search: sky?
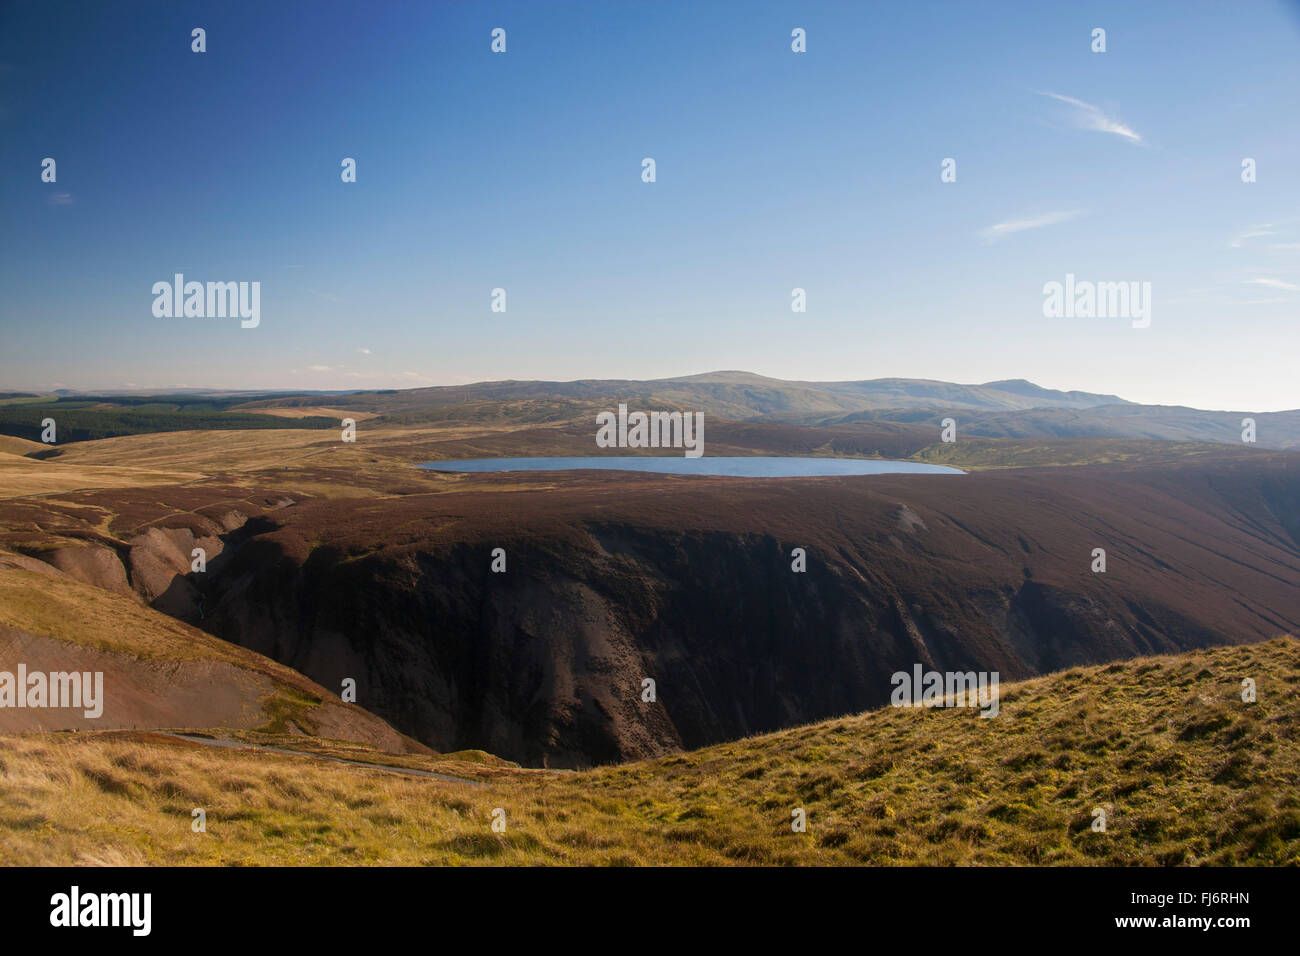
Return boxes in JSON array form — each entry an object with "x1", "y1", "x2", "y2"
[{"x1": 1, "y1": 0, "x2": 1298, "y2": 411}]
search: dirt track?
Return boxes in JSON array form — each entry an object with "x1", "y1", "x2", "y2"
[{"x1": 161, "y1": 733, "x2": 482, "y2": 785}]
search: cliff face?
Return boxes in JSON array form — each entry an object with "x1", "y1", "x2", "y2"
[{"x1": 183, "y1": 457, "x2": 1300, "y2": 767}]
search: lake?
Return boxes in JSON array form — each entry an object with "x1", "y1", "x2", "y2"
[{"x1": 419, "y1": 457, "x2": 965, "y2": 478}]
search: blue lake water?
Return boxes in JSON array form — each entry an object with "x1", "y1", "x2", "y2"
[{"x1": 419, "y1": 457, "x2": 965, "y2": 478}]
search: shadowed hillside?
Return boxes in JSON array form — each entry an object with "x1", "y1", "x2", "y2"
[
  {"x1": 182, "y1": 454, "x2": 1298, "y2": 765},
  {"x1": 2, "y1": 417, "x2": 1296, "y2": 767},
  {"x1": 0, "y1": 554, "x2": 428, "y2": 754}
]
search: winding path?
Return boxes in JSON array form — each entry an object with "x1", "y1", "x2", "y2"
[{"x1": 162, "y1": 733, "x2": 484, "y2": 785}]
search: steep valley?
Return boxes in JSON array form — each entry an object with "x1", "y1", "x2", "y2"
[
  {"x1": 191, "y1": 455, "x2": 1300, "y2": 766},
  {"x1": 4, "y1": 440, "x2": 1295, "y2": 768}
]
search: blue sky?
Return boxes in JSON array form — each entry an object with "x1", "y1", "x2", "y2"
[{"x1": 1, "y1": 0, "x2": 1298, "y2": 410}]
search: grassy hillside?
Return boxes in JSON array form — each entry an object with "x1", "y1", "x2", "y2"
[
  {"x1": 0, "y1": 451, "x2": 201, "y2": 498},
  {"x1": 1, "y1": 638, "x2": 1295, "y2": 865},
  {"x1": 794, "y1": 403, "x2": 1300, "y2": 451},
  {"x1": 913, "y1": 437, "x2": 1227, "y2": 469}
]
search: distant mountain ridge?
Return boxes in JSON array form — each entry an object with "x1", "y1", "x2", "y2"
[
  {"x1": 789, "y1": 374, "x2": 1131, "y2": 411},
  {"x1": 232, "y1": 370, "x2": 1133, "y2": 419},
  {"x1": 232, "y1": 371, "x2": 1300, "y2": 448},
  {"x1": 7, "y1": 372, "x2": 1297, "y2": 449}
]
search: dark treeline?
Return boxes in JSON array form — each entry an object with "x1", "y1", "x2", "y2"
[{"x1": 0, "y1": 404, "x2": 339, "y2": 443}]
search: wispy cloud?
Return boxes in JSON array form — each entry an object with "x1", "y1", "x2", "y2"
[
  {"x1": 1037, "y1": 91, "x2": 1143, "y2": 144},
  {"x1": 358, "y1": 348, "x2": 372, "y2": 355},
  {"x1": 307, "y1": 364, "x2": 337, "y2": 372},
  {"x1": 48, "y1": 192, "x2": 73, "y2": 205},
  {"x1": 308, "y1": 289, "x2": 339, "y2": 302},
  {"x1": 1245, "y1": 278, "x2": 1300, "y2": 292},
  {"x1": 979, "y1": 210, "x2": 1082, "y2": 243},
  {"x1": 1230, "y1": 224, "x2": 1275, "y2": 248}
]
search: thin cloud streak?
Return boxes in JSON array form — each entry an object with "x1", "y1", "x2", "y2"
[
  {"x1": 1037, "y1": 91, "x2": 1143, "y2": 144},
  {"x1": 1246, "y1": 278, "x2": 1300, "y2": 292},
  {"x1": 979, "y1": 210, "x2": 1083, "y2": 243},
  {"x1": 1231, "y1": 225, "x2": 1275, "y2": 248}
]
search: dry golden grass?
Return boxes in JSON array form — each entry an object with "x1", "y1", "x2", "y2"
[
  {"x1": 44, "y1": 429, "x2": 354, "y2": 472},
  {"x1": 0, "y1": 437, "x2": 46, "y2": 457},
  {"x1": 43, "y1": 425, "x2": 501, "y2": 473},
  {"x1": 1, "y1": 422, "x2": 1230, "y2": 505},
  {"x1": 0, "y1": 568, "x2": 265, "y2": 663},
  {"x1": 3, "y1": 638, "x2": 1296, "y2": 866},
  {"x1": 215, "y1": 731, "x2": 524, "y2": 776},
  {"x1": 914, "y1": 438, "x2": 1225, "y2": 470},
  {"x1": 10, "y1": 423, "x2": 591, "y2": 502},
  {"x1": 0, "y1": 453, "x2": 200, "y2": 499}
]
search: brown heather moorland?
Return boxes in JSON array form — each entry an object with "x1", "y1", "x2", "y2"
[
  {"x1": 0, "y1": 418, "x2": 1296, "y2": 767},
  {"x1": 0, "y1": 411, "x2": 1296, "y2": 865}
]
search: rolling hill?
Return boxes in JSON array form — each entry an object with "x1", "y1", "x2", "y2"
[
  {"x1": 0, "y1": 556, "x2": 427, "y2": 752},
  {"x1": 3, "y1": 638, "x2": 1296, "y2": 865},
  {"x1": 7, "y1": 372, "x2": 1290, "y2": 450},
  {"x1": 3, "y1": 416, "x2": 1295, "y2": 768}
]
